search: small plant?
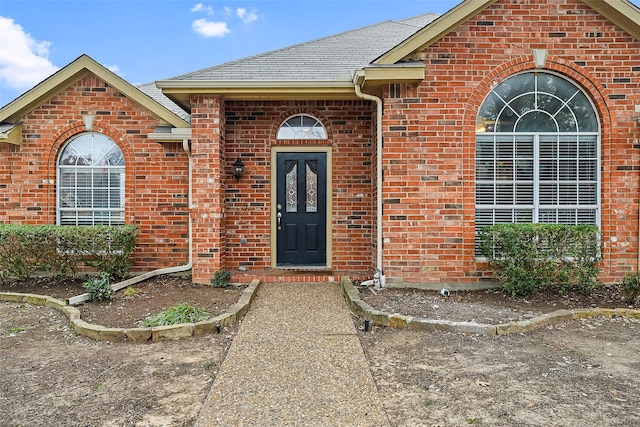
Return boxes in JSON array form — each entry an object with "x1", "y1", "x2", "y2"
[
  {"x1": 621, "y1": 271, "x2": 640, "y2": 304},
  {"x1": 203, "y1": 360, "x2": 218, "y2": 371},
  {"x1": 211, "y1": 269, "x2": 232, "y2": 288},
  {"x1": 123, "y1": 286, "x2": 138, "y2": 297},
  {"x1": 82, "y1": 272, "x2": 114, "y2": 301},
  {"x1": 143, "y1": 303, "x2": 210, "y2": 327}
]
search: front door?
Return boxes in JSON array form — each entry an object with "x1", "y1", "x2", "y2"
[{"x1": 276, "y1": 152, "x2": 327, "y2": 266}]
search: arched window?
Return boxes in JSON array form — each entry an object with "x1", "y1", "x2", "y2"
[
  {"x1": 276, "y1": 114, "x2": 327, "y2": 140},
  {"x1": 57, "y1": 133, "x2": 125, "y2": 225},
  {"x1": 475, "y1": 72, "x2": 599, "y2": 250}
]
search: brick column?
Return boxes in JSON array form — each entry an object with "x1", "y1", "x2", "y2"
[{"x1": 190, "y1": 95, "x2": 226, "y2": 283}]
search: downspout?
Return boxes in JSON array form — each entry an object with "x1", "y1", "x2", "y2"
[
  {"x1": 67, "y1": 138, "x2": 193, "y2": 305},
  {"x1": 354, "y1": 74, "x2": 386, "y2": 290}
]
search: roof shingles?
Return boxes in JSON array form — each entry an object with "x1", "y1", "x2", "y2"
[{"x1": 169, "y1": 14, "x2": 439, "y2": 82}]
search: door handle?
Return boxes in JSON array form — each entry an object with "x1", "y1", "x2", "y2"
[{"x1": 277, "y1": 212, "x2": 282, "y2": 228}]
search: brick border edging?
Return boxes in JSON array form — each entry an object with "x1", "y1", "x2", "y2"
[
  {"x1": 340, "y1": 277, "x2": 640, "y2": 335},
  {"x1": 0, "y1": 279, "x2": 261, "y2": 342}
]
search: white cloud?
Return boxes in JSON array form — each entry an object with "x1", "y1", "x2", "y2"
[
  {"x1": 236, "y1": 8, "x2": 258, "y2": 24},
  {"x1": 191, "y1": 3, "x2": 213, "y2": 15},
  {"x1": 106, "y1": 64, "x2": 121, "y2": 74},
  {"x1": 190, "y1": 4, "x2": 257, "y2": 38},
  {"x1": 0, "y1": 16, "x2": 59, "y2": 90},
  {"x1": 192, "y1": 18, "x2": 230, "y2": 38}
]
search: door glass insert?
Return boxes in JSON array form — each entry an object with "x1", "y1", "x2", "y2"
[
  {"x1": 306, "y1": 162, "x2": 318, "y2": 213},
  {"x1": 286, "y1": 162, "x2": 298, "y2": 212}
]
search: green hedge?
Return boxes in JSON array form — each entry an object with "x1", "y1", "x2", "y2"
[
  {"x1": 478, "y1": 223, "x2": 601, "y2": 297},
  {"x1": 0, "y1": 224, "x2": 138, "y2": 280}
]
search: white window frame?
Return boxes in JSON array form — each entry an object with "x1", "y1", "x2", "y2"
[
  {"x1": 276, "y1": 114, "x2": 327, "y2": 140},
  {"x1": 57, "y1": 133, "x2": 125, "y2": 226},
  {"x1": 475, "y1": 71, "x2": 601, "y2": 254}
]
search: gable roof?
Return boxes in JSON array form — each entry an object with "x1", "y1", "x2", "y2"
[
  {"x1": 375, "y1": 0, "x2": 640, "y2": 64},
  {"x1": 0, "y1": 55, "x2": 190, "y2": 129}
]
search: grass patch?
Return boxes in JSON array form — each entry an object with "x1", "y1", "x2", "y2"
[
  {"x1": 123, "y1": 286, "x2": 138, "y2": 297},
  {"x1": 143, "y1": 303, "x2": 210, "y2": 327}
]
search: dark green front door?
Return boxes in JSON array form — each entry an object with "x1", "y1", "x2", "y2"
[{"x1": 276, "y1": 152, "x2": 327, "y2": 266}]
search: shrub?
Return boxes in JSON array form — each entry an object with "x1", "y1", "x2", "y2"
[
  {"x1": 621, "y1": 272, "x2": 640, "y2": 304},
  {"x1": 479, "y1": 223, "x2": 601, "y2": 298},
  {"x1": 0, "y1": 224, "x2": 137, "y2": 280},
  {"x1": 211, "y1": 270, "x2": 232, "y2": 288},
  {"x1": 0, "y1": 224, "x2": 62, "y2": 280},
  {"x1": 56, "y1": 225, "x2": 138, "y2": 279},
  {"x1": 82, "y1": 272, "x2": 114, "y2": 302},
  {"x1": 143, "y1": 303, "x2": 211, "y2": 327}
]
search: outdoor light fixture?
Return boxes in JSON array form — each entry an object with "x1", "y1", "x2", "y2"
[{"x1": 233, "y1": 157, "x2": 245, "y2": 180}]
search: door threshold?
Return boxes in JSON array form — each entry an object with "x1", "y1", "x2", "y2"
[{"x1": 275, "y1": 266, "x2": 332, "y2": 273}]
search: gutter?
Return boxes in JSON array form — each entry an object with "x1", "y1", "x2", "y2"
[
  {"x1": 353, "y1": 72, "x2": 386, "y2": 290},
  {"x1": 67, "y1": 138, "x2": 194, "y2": 305}
]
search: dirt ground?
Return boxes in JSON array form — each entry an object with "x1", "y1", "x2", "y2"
[{"x1": 1, "y1": 275, "x2": 639, "y2": 426}]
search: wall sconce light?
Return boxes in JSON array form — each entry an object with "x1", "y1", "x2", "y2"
[{"x1": 233, "y1": 157, "x2": 245, "y2": 180}]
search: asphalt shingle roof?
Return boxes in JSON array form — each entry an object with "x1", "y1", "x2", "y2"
[
  {"x1": 169, "y1": 13, "x2": 439, "y2": 82},
  {"x1": 137, "y1": 82, "x2": 191, "y2": 121}
]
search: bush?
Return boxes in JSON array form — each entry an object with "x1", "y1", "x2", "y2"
[
  {"x1": 0, "y1": 224, "x2": 68, "y2": 280},
  {"x1": 0, "y1": 224, "x2": 137, "y2": 280},
  {"x1": 211, "y1": 270, "x2": 232, "y2": 288},
  {"x1": 143, "y1": 303, "x2": 211, "y2": 327},
  {"x1": 82, "y1": 272, "x2": 114, "y2": 302},
  {"x1": 479, "y1": 223, "x2": 601, "y2": 298},
  {"x1": 621, "y1": 272, "x2": 640, "y2": 304}
]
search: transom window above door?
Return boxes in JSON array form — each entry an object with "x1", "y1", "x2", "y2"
[
  {"x1": 57, "y1": 132, "x2": 125, "y2": 225},
  {"x1": 277, "y1": 114, "x2": 327, "y2": 140},
  {"x1": 475, "y1": 72, "x2": 600, "y2": 251}
]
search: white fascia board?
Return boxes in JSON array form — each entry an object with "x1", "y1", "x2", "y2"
[{"x1": 147, "y1": 127, "x2": 192, "y2": 142}]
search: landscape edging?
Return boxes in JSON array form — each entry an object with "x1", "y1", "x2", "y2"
[
  {"x1": 340, "y1": 277, "x2": 640, "y2": 335},
  {"x1": 0, "y1": 279, "x2": 261, "y2": 342}
]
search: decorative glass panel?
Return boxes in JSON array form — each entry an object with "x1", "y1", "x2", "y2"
[
  {"x1": 277, "y1": 115, "x2": 328, "y2": 140},
  {"x1": 306, "y1": 162, "x2": 317, "y2": 213},
  {"x1": 286, "y1": 163, "x2": 298, "y2": 213}
]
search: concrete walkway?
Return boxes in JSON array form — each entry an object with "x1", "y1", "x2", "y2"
[{"x1": 195, "y1": 282, "x2": 389, "y2": 426}]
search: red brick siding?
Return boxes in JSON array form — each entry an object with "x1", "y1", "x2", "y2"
[
  {"x1": 381, "y1": 0, "x2": 640, "y2": 284},
  {"x1": 221, "y1": 100, "x2": 375, "y2": 278},
  {"x1": 0, "y1": 75, "x2": 190, "y2": 272},
  {"x1": 190, "y1": 95, "x2": 227, "y2": 283}
]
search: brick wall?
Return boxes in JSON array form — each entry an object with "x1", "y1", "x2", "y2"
[
  {"x1": 381, "y1": 0, "x2": 640, "y2": 284},
  {"x1": 221, "y1": 100, "x2": 375, "y2": 279},
  {"x1": 190, "y1": 95, "x2": 227, "y2": 283},
  {"x1": 0, "y1": 74, "x2": 190, "y2": 272}
]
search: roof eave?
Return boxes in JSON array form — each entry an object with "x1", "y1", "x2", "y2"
[
  {"x1": 0, "y1": 123, "x2": 22, "y2": 145},
  {"x1": 147, "y1": 127, "x2": 192, "y2": 143},
  {"x1": 354, "y1": 63, "x2": 426, "y2": 91},
  {"x1": 582, "y1": 0, "x2": 640, "y2": 40},
  {"x1": 156, "y1": 79, "x2": 360, "y2": 108},
  {"x1": 0, "y1": 55, "x2": 190, "y2": 129}
]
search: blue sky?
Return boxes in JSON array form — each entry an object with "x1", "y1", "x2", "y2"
[{"x1": 0, "y1": 0, "x2": 639, "y2": 107}]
